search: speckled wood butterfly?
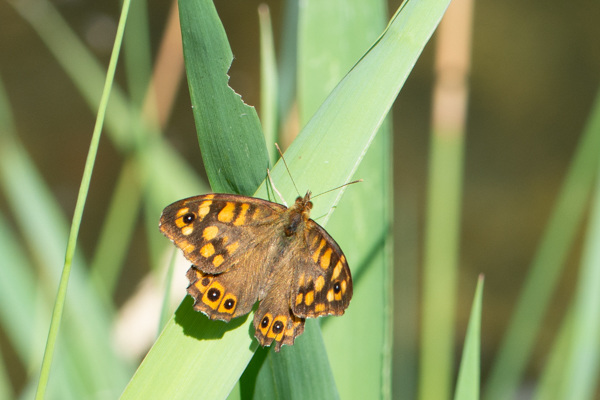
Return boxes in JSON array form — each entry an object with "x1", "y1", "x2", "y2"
[{"x1": 159, "y1": 180, "x2": 354, "y2": 351}]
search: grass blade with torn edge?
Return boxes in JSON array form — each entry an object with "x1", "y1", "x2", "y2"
[
  {"x1": 179, "y1": 0, "x2": 270, "y2": 195},
  {"x1": 123, "y1": 1, "x2": 269, "y2": 397},
  {"x1": 454, "y1": 275, "x2": 484, "y2": 400},
  {"x1": 122, "y1": 0, "x2": 450, "y2": 398}
]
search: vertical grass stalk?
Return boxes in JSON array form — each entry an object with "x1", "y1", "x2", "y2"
[
  {"x1": 419, "y1": 0, "x2": 473, "y2": 398},
  {"x1": 34, "y1": 1, "x2": 131, "y2": 398}
]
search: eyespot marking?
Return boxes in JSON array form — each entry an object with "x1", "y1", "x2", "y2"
[
  {"x1": 259, "y1": 314, "x2": 272, "y2": 336},
  {"x1": 218, "y1": 294, "x2": 237, "y2": 314},
  {"x1": 272, "y1": 321, "x2": 284, "y2": 334},
  {"x1": 268, "y1": 316, "x2": 287, "y2": 340},
  {"x1": 182, "y1": 213, "x2": 195, "y2": 224},
  {"x1": 202, "y1": 282, "x2": 224, "y2": 309},
  {"x1": 194, "y1": 277, "x2": 211, "y2": 292},
  {"x1": 333, "y1": 281, "x2": 342, "y2": 294}
]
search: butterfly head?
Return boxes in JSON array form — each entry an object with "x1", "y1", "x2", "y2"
[{"x1": 293, "y1": 191, "x2": 313, "y2": 216}]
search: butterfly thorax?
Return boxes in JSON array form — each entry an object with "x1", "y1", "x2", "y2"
[{"x1": 284, "y1": 191, "x2": 313, "y2": 237}]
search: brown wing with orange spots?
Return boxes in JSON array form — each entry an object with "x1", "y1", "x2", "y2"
[
  {"x1": 159, "y1": 193, "x2": 286, "y2": 274},
  {"x1": 186, "y1": 265, "x2": 266, "y2": 322},
  {"x1": 253, "y1": 274, "x2": 306, "y2": 351},
  {"x1": 291, "y1": 219, "x2": 353, "y2": 318}
]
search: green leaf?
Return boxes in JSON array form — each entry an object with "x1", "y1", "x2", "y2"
[
  {"x1": 179, "y1": 0, "x2": 269, "y2": 195},
  {"x1": 533, "y1": 143, "x2": 600, "y2": 399},
  {"x1": 294, "y1": 1, "x2": 392, "y2": 399},
  {"x1": 258, "y1": 4, "x2": 279, "y2": 164},
  {"x1": 247, "y1": 321, "x2": 340, "y2": 400},
  {"x1": 454, "y1": 276, "x2": 484, "y2": 400}
]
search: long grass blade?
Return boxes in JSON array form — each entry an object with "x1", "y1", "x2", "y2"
[
  {"x1": 419, "y1": 0, "x2": 473, "y2": 397},
  {"x1": 294, "y1": 1, "x2": 393, "y2": 399},
  {"x1": 35, "y1": 1, "x2": 131, "y2": 398},
  {"x1": 258, "y1": 4, "x2": 278, "y2": 164},
  {"x1": 454, "y1": 275, "x2": 484, "y2": 400},
  {"x1": 545, "y1": 152, "x2": 600, "y2": 399}
]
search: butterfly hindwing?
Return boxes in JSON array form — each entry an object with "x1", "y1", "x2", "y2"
[
  {"x1": 253, "y1": 276, "x2": 306, "y2": 351},
  {"x1": 186, "y1": 265, "x2": 265, "y2": 321}
]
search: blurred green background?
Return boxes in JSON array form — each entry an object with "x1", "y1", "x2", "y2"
[{"x1": 1, "y1": 0, "x2": 600, "y2": 398}]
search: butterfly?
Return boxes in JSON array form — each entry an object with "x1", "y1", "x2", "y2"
[{"x1": 159, "y1": 188, "x2": 353, "y2": 351}]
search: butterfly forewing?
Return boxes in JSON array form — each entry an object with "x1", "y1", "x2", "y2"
[
  {"x1": 159, "y1": 194, "x2": 286, "y2": 274},
  {"x1": 291, "y1": 220, "x2": 353, "y2": 318}
]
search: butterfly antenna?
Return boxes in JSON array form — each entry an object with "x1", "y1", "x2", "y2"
[
  {"x1": 267, "y1": 168, "x2": 288, "y2": 207},
  {"x1": 275, "y1": 143, "x2": 301, "y2": 197},
  {"x1": 311, "y1": 179, "x2": 363, "y2": 199}
]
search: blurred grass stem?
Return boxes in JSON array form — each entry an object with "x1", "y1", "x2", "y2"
[{"x1": 419, "y1": 0, "x2": 473, "y2": 398}]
